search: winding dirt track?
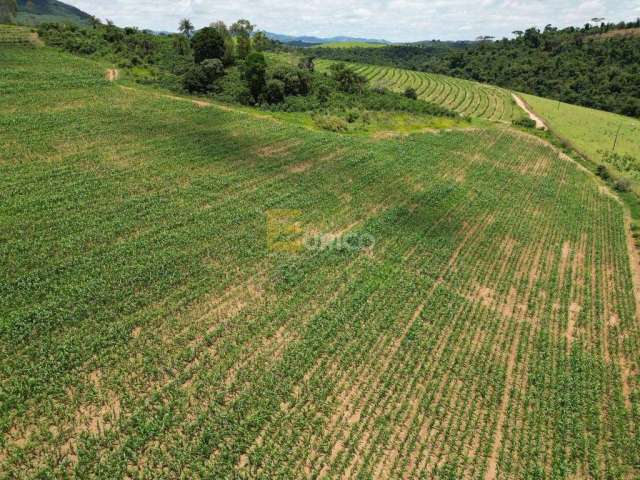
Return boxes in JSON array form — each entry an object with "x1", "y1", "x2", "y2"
[{"x1": 512, "y1": 93, "x2": 547, "y2": 130}]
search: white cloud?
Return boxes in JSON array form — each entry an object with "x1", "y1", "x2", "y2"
[{"x1": 64, "y1": 0, "x2": 640, "y2": 42}]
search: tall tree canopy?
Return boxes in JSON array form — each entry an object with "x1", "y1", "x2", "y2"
[
  {"x1": 191, "y1": 26, "x2": 226, "y2": 63},
  {"x1": 179, "y1": 18, "x2": 195, "y2": 38}
]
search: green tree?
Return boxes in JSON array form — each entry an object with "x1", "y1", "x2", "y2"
[
  {"x1": 265, "y1": 79, "x2": 285, "y2": 104},
  {"x1": 183, "y1": 59, "x2": 225, "y2": 93},
  {"x1": 210, "y1": 21, "x2": 235, "y2": 66},
  {"x1": 201, "y1": 58, "x2": 224, "y2": 79},
  {"x1": 191, "y1": 27, "x2": 226, "y2": 63},
  {"x1": 230, "y1": 19, "x2": 254, "y2": 59},
  {"x1": 243, "y1": 52, "x2": 267, "y2": 102},
  {"x1": 298, "y1": 56, "x2": 315, "y2": 72},
  {"x1": 237, "y1": 33, "x2": 252, "y2": 59},
  {"x1": 253, "y1": 31, "x2": 270, "y2": 51},
  {"x1": 210, "y1": 21, "x2": 230, "y2": 37},
  {"x1": 0, "y1": 0, "x2": 17, "y2": 24},
  {"x1": 172, "y1": 34, "x2": 190, "y2": 55},
  {"x1": 271, "y1": 65, "x2": 312, "y2": 96},
  {"x1": 179, "y1": 18, "x2": 195, "y2": 39},
  {"x1": 329, "y1": 63, "x2": 367, "y2": 94},
  {"x1": 89, "y1": 16, "x2": 102, "y2": 29},
  {"x1": 230, "y1": 19, "x2": 254, "y2": 37}
]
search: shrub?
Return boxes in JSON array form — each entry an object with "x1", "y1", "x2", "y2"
[
  {"x1": 512, "y1": 117, "x2": 536, "y2": 129},
  {"x1": 404, "y1": 87, "x2": 418, "y2": 100},
  {"x1": 265, "y1": 79, "x2": 285, "y2": 104},
  {"x1": 298, "y1": 56, "x2": 315, "y2": 72},
  {"x1": 237, "y1": 87, "x2": 254, "y2": 105},
  {"x1": 183, "y1": 65, "x2": 210, "y2": 93},
  {"x1": 183, "y1": 59, "x2": 225, "y2": 93},
  {"x1": 201, "y1": 58, "x2": 224, "y2": 79},
  {"x1": 271, "y1": 66, "x2": 312, "y2": 96},
  {"x1": 314, "y1": 114, "x2": 349, "y2": 132},
  {"x1": 614, "y1": 178, "x2": 631, "y2": 192},
  {"x1": 346, "y1": 109, "x2": 360, "y2": 123},
  {"x1": 596, "y1": 165, "x2": 610, "y2": 180},
  {"x1": 191, "y1": 27, "x2": 226, "y2": 63},
  {"x1": 316, "y1": 84, "x2": 332, "y2": 104}
]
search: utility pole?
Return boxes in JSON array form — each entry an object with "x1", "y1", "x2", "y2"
[{"x1": 612, "y1": 124, "x2": 622, "y2": 152}]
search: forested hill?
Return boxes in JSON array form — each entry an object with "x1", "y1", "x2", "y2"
[
  {"x1": 309, "y1": 21, "x2": 640, "y2": 118},
  {"x1": 306, "y1": 42, "x2": 469, "y2": 69},
  {"x1": 16, "y1": 0, "x2": 91, "y2": 25}
]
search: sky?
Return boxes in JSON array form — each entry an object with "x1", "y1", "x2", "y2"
[{"x1": 64, "y1": 0, "x2": 640, "y2": 42}]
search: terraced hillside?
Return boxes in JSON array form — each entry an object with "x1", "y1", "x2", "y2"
[
  {"x1": 316, "y1": 60, "x2": 524, "y2": 122},
  {"x1": 0, "y1": 25, "x2": 37, "y2": 47},
  {"x1": 1, "y1": 46, "x2": 639, "y2": 479}
]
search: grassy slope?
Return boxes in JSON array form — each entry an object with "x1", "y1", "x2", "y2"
[
  {"x1": 1, "y1": 46, "x2": 639, "y2": 479},
  {"x1": 522, "y1": 93, "x2": 640, "y2": 170}
]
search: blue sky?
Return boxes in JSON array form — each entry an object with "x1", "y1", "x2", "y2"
[{"x1": 65, "y1": 0, "x2": 640, "y2": 42}]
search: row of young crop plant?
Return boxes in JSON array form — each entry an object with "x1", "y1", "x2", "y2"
[{"x1": 239, "y1": 131, "x2": 636, "y2": 476}]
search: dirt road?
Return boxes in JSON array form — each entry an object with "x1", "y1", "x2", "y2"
[{"x1": 512, "y1": 93, "x2": 547, "y2": 130}]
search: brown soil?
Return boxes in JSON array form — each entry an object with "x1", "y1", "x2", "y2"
[{"x1": 105, "y1": 69, "x2": 119, "y2": 82}]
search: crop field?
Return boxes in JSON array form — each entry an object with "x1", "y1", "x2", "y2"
[
  {"x1": 316, "y1": 60, "x2": 523, "y2": 122},
  {"x1": 522, "y1": 94, "x2": 640, "y2": 181},
  {"x1": 1, "y1": 46, "x2": 640, "y2": 479},
  {"x1": 0, "y1": 25, "x2": 37, "y2": 47}
]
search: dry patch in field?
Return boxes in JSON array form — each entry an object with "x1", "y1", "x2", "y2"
[
  {"x1": 619, "y1": 356, "x2": 635, "y2": 411},
  {"x1": 105, "y1": 69, "x2": 119, "y2": 82},
  {"x1": 372, "y1": 131, "x2": 403, "y2": 140},
  {"x1": 255, "y1": 140, "x2": 303, "y2": 159},
  {"x1": 404, "y1": 175, "x2": 425, "y2": 192},
  {"x1": 566, "y1": 303, "x2": 582, "y2": 347},
  {"x1": 287, "y1": 161, "x2": 312, "y2": 174},
  {"x1": 559, "y1": 241, "x2": 572, "y2": 288}
]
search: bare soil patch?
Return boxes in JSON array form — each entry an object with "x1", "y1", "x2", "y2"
[{"x1": 105, "y1": 69, "x2": 119, "y2": 82}]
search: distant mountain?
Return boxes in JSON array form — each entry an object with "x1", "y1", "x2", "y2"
[
  {"x1": 266, "y1": 32, "x2": 391, "y2": 46},
  {"x1": 16, "y1": 0, "x2": 92, "y2": 26}
]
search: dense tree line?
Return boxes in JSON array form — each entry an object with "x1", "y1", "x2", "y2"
[
  {"x1": 310, "y1": 20, "x2": 640, "y2": 117},
  {"x1": 307, "y1": 42, "x2": 466, "y2": 70}
]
